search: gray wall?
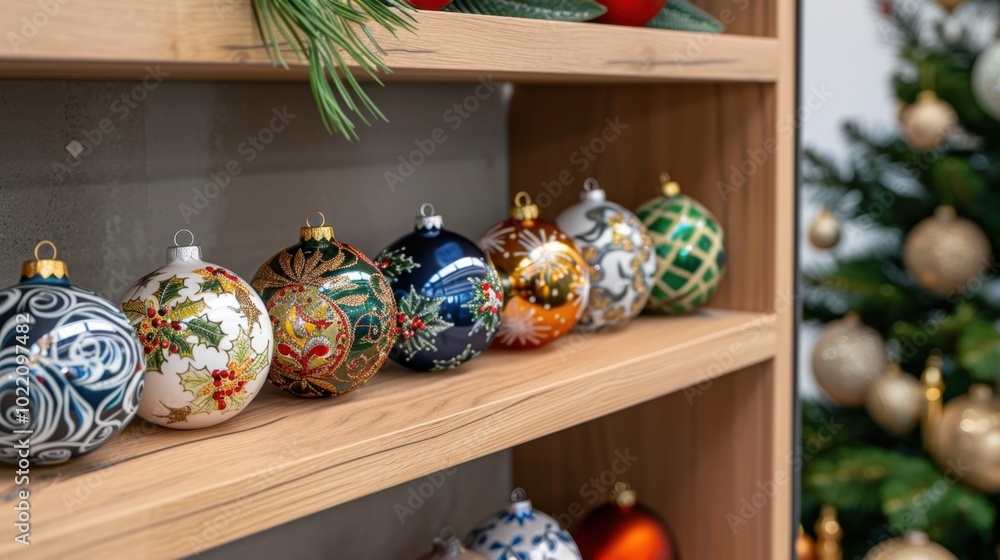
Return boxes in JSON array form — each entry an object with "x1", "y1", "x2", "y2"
[{"x1": 0, "y1": 79, "x2": 513, "y2": 559}]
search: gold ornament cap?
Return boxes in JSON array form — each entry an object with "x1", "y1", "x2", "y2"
[
  {"x1": 610, "y1": 481, "x2": 637, "y2": 510},
  {"x1": 510, "y1": 192, "x2": 539, "y2": 221},
  {"x1": 660, "y1": 172, "x2": 680, "y2": 197},
  {"x1": 300, "y1": 211, "x2": 335, "y2": 242},
  {"x1": 21, "y1": 240, "x2": 68, "y2": 281}
]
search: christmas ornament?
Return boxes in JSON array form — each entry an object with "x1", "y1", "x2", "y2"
[
  {"x1": 479, "y1": 192, "x2": 590, "y2": 349},
  {"x1": 595, "y1": 0, "x2": 664, "y2": 26},
  {"x1": 635, "y1": 173, "x2": 725, "y2": 315},
  {"x1": 0, "y1": 241, "x2": 144, "y2": 465},
  {"x1": 930, "y1": 384, "x2": 1000, "y2": 493},
  {"x1": 864, "y1": 363, "x2": 922, "y2": 436},
  {"x1": 573, "y1": 482, "x2": 676, "y2": 560},
  {"x1": 810, "y1": 313, "x2": 888, "y2": 407},
  {"x1": 903, "y1": 206, "x2": 991, "y2": 296},
  {"x1": 933, "y1": 0, "x2": 964, "y2": 13},
  {"x1": 899, "y1": 91, "x2": 956, "y2": 151},
  {"x1": 444, "y1": 0, "x2": 607, "y2": 21},
  {"x1": 814, "y1": 505, "x2": 842, "y2": 560},
  {"x1": 972, "y1": 40, "x2": 1000, "y2": 121},
  {"x1": 251, "y1": 212, "x2": 396, "y2": 398},
  {"x1": 119, "y1": 230, "x2": 273, "y2": 429},
  {"x1": 376, "y1": 203, "x2": 502, "y2": 371},
  {"x1": 920, "y1": 354, "x2": 944, "y2": 451},
  {"x1": 808, "y1": 208, "x2": 841, "y2": 250},
  {"x1": 417, "y1": 533, "x2": 487, "y2": 560},
  {"x1": 406, "y1": 0, "x2": 453, "y2": 10},
  {"x1": 862, "y1": 531, "x2": 957, "y2": 560},
  {"x1": 555, "y1": 178, "x2": 656, "y2": 332},
  {"x1": 466, "y1": 489, "x2": 581, "y2": 560},
  {"x1": 797, "y1": 525, "x2": 817, "y2": 560}
]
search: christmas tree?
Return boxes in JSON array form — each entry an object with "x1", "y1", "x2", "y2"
[{"x1": 801, "y1": 0, "x2": 1000, "y2": 557}]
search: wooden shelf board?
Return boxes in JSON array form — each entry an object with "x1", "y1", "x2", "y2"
[
  {"x1": 0, "y1": 310, "x2": 775, "y2": 558},
  {"x1": 0, "y1": 2, "x2": 779, "y2": 83}
]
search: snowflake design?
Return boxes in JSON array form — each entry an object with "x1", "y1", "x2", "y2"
[
  {"x1": 394, "y1": 286, "x2": 454, "y2": 360},
  {"x1": 479, "y1": 223, "x2": 516, "y2": 254},
  {"x1": 496, "y1": 303, "x2": 551, "y2": 347},
  {"x1": 487, "y1": 536, "x2": 529, "y2": 560},
  {"x1": 429, "y1": 344, "x2": 482, "y2": 371},
  {"x1": 531, "y1": 523, "x2": 575, "y2": 554}
]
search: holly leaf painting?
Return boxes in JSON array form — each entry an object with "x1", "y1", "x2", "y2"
[
  {"x1": 153, "y1": 276, "x2": 186, "y2": 306},
  {"x1": 199, "y1": 278, "x2": 223, "y2": 294},
  {"x1": 171, "y1": 299, "x2": 207, "y2": 321},
  {"x1": 186, "y1": 317, "x2": 225, "y2": 347},
  {"x1": 121, "y1": 298, "x2": 148, "y2": 323}
]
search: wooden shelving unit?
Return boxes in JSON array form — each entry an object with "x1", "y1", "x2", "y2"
[{"x1": 0, "y1": 0, "x2": 797, "y2": 558}]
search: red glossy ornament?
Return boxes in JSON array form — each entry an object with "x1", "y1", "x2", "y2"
[
  {"x1": 574, "y1": 483, "x2": 676, "y2": 560},
  {"x1": 595, "y1": 0, "x2": 665, "y2": 26},
  {"x1": 405, "y1": 0, "x2": 454, "y2": 10}
]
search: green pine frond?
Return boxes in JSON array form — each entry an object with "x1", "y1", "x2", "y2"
[{"x1": 252, "y1": 0, "x2": 415, "y2": 140}]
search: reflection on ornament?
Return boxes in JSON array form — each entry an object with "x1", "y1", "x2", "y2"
[
  {"x1": 252, "y1": 212, "x2": 396, "y2": 398},
  {"x1": 808, "y1": 208, "x2": 841, "y2": 250},
  {"x1": 865, "y1": 364, "x2": 922, "y2": 436},
  {"x1": 377, "y1": 204, "x2": 502, "y2": 371},
  {"x1": 973, "y1": 40, "x2": 1000, "y2": 120},
  {"x1": 862, "y1": 531, "x2": 957, "y2": 560},
  {"x1": 479, "y1": 192, "x2": 590, "y2": 349},
  {"x1": 120, "y1": 230, "x2": 273, "y2": 429},
  {"x1": 903, "y1": 206, "x2": 991, "y2": 296},
  {"x1": 899, "y1": 91, "x2": 956, "y2": 151},
  {"x1": 930, "y1": 384, "x2": 1000, "y2": 493},
  {"x1": 574, "y1": 482, "x2": 676, "y2": 560},
  {"x1": 636, "y1": 173, "x2": 725, "y2": 314},
  {"x1": 467, "y1": 489, "x2": 582, "y2": 560},
  {"x1": 556, "y1": 178, "x2": 656, "y2": 331},
  {"x1": 811, "y1": 314, "x2": 888, "y2": 407},
  {"x1": 0, "y1": 241, "x2": 144, "y2": 465}
]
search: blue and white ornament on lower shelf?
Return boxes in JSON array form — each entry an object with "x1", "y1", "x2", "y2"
[
  {"x1": 466, "y1": 489, "x2": 582, "y2": 560},
  {"x1": 0, "y1": 241, "x2": 145, "y2": 465}
]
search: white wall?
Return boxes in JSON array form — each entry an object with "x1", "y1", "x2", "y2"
[{"x1": 799, "y1": 0, "x2": 898, "y2": 398}]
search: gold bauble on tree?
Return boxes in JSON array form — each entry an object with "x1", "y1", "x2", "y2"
[
  {"x1": 811, "y1": 314, "x2": 888, "y2": 406},
  {"x1": 903, "y1": 206, "x2": 991, "y2": 296},
  {"x1": 930, "y1": 384, "x2": 1000, "y2": 494},
  {"x1": 862, "y1": 531, "x2": 957, "y2": 560},
  {"x1": 808, "y1": 208, "x2": 841, "y2": 250},
  {"x1": 797, "y1": 525, "x2": 817, "y2": 560},
  {"x1": 815, "y1": 505, "x2": 842, "y2": 560},
  {"x1": 899, "y1": 91, "x2": 956, "y2": 151},
  {"x1": 865, "y1": 364, "x2": 922, "y2": 435}
]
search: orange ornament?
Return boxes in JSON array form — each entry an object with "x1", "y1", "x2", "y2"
[
  {"x1": 479, "y1": 192, "x2": 590, "y2": 348},
  {"x1": 797, "y1": 525, "x2": 817, "y2": 560},
  {"x1": 573, "y1": 483, "x2": 676, "y2": 560}
]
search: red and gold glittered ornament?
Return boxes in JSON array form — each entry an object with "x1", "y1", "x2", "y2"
[
  {"x1": 479, "y1": 192, "x2": 590, "y2": 349},
  {"x1": 573, "y1": 483, "x2": 676, "y2": 560}
]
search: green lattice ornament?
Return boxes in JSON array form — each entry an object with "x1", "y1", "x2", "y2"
[
  {"x1": 395, "y1": 286, "x2": 455, "y2": 361},
  {"x1": 635, "y1": 177, "x2": 725, "y2": 314}
]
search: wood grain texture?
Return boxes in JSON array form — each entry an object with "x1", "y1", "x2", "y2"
[
  {"x1": 0, "y1": 1, "x2": 780, "y2": 83},
  {"x1": 514, "y1": 362, "x2": 776, "y2": 558},
  {"x1": 0, "y1": 311, "x2": 775, "y2": 558}
]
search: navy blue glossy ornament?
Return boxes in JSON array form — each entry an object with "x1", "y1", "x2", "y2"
[
  {"x1": 0, "y1": 241, "x2": 144, "y2": 465},
  {"x1": 376, "y1": 204, "x2": 502, "y2": 372}
]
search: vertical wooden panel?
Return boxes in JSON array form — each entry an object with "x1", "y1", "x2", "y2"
[{"x1": 513, "y1": 363, "x2": 776, "y2": 558}]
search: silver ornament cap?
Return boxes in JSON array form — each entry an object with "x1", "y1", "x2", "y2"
[
  {"x1": 415, "y1": 202, "x2": 444, "y2": 232},
  {"x1": 166, "y1": 229, "x2": 203, "y2": 264},
  {"x1": 580, "y1": 177, "x2": 607, "y2": 201}
]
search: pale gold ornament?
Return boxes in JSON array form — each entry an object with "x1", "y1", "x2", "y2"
[
  {"x1": 934, "y1": 0, "x2": 964, "y2": 13},
  {"x1": 811, "y1": 314, "x2": 888, "y2": 406},
  {"x1": 920, "y1": 355, "x2": 945, "y2": 452},
  {"x1": 862, "y1": 531, "x2": 957, "y2": 560},
  {"x1": 903, "y1": 206, "x2": 991, "y2": 296},
  {"x1": 815, "y1": 505, "x2": 842, "y2": 560},
  {"x1": 900, "y1": 91, "x2": 957, "y2": 151},
  {"x1": 931, "y1": 384, "x2": 1000, "y2": 493},
  {"x1": 809, "y1": 208, "x2": 841, "y2": 250},
  {"x1": 865, "y1": 364, "x2": 922, "y2": 435}
]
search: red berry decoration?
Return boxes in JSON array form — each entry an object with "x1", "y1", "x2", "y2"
[
  {"x1": 404, "y1": 0, "x2": 453, "y2": 10},
  {"x1": 574, "y1": 483, "x2": 677, "y2": 560},
  {"x1": 595, "y1": 0, "x2": 664, "y2": 26}
]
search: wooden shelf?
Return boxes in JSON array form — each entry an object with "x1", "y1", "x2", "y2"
[
  {"x1": 0, "y1": 310, "x2": 775, "y2": 558},
  {"x1": 0, "y1": 1, "x2": 780, "y2": 83}
]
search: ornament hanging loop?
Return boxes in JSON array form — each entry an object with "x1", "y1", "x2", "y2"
[
  {"x1": 514, "y1": 192, "x2": 532, "y2": 208},
  {"x1": 34, "y1": 240, "x2": 57, "y2": 261},
  {"x1": 511, "y1": 192, "x2": 539, "y2": 221},
  {"x1": 172, "y1": 229, "x2": 195, "y2": 247},
  {"x1": 511, "y1": 487, "x2": 527, "y2": 502},
  {"x1": 583, "y1": 178, "x2": 599, "y2": 191},
  {"x1": 420, "y1": 203, "x2": 435, "y2": 217},
  {"x1": 305, "y1": 211, "x2": 327, "y2": 228}
]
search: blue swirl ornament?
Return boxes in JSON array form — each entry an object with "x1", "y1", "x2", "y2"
[
  {"x1": 376, "y1": 204, "x2": 503, "y2": 372},
  {"x1": 0, "y1": 241, "x2": 144, "y2": 465}
]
